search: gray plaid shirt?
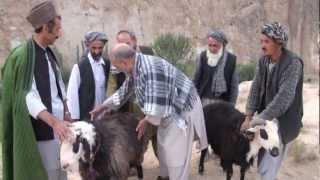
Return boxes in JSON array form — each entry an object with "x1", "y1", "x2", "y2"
[{"x1": 104, "y1": 53, "x2": 197, "y2": 127}]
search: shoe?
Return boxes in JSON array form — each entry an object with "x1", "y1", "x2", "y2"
[{"x1": 157, "y1": 176, "x2": 169, "y2": 180}]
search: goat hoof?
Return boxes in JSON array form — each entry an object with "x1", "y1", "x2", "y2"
[
  {"x1": 198, "y1": 165, "x2": 204, "y2": 175},
  {"x1": 157, "y1": 176, "x2": 169, "y2": 180}
]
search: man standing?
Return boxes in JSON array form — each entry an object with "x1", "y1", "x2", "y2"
[
  {"x1": 193, "y1": 30, "x2": 238, "y2": 107},
  {"x1": 2, "y1": 1, "x2": 70, "y2": 180},
  {"x1": 67, "y1": 32, "x2": 110, "y2": 121},
  {"x1": 241, "y1": 22, "x2": 304, "y2": 180},
  {"x1": 91, "y1": 44, "x2": 208, "y2": 180}
]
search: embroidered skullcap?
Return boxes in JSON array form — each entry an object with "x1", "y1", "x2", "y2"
[{"x1": 26, "y1": 1, "x2": 58, "y2": 29}]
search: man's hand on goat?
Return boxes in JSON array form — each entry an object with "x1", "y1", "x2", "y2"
[
  {"x1": 136, "y1": 118, "x2": 147, "y2": 140},
  {"x1": 90, "y1": 105, "x2": 111, "y2": 121},
  {"x1": 52, "y1": 120, "x2": 71, "y2": 141},
  {"x1": 249, "y1": 116, "x2": 266, "y2": 127},
  {"x1": 240, "y1": 115, "x2": 252, "y2": 131}
]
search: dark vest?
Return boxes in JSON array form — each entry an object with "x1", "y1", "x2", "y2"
[
  {"x1": 258, "y1": 48, "x2": 303, "y2": 144},
  {"x1": 31, "y1": 42, "x2": 63, "y2": 141},
  {"x1": 78, "y1": 55, "x2": 110, "y2": 120},
  {"x1": 195, "y1": 50, "x2": 236, "y2": 101}
]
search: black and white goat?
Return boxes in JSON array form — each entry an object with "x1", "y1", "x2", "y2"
[
  {"x1": 60, "y1": 113, "x2": 149, "y2": 180},
  {"x1": 198, "y1": 102, "x2": 280, "y2": 180}
]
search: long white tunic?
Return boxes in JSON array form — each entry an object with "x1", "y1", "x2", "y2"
[{"x1": 66, "y1": 53, "x2": 106, "y2": 119}]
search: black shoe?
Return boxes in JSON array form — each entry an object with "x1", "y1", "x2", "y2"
[{"x1": 157, "y1": 176, "x2": 169, "y2": 180}]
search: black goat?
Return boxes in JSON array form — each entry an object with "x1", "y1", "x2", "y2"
[{"x1": 198, "y1": 102, "x2": 280, "y2": 180}]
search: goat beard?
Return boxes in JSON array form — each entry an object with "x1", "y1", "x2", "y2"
[
  {"x1": 79, "y1": 160, "x2": 100, "y2": 180},
  {"x1": 87, "y1": 167, "x2": 99, "y2": 180}
]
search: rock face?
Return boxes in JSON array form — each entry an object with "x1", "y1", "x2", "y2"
[{"x1": 0, "y1": 0, "x2": 319, "y2": 75}]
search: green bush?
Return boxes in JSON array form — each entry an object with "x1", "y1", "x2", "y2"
[
  {"x1": 0, "y1": 82, "x2": 2, "y2": 100},
  {"x1": 237, "y1": 61, "x2": 257, "y2": 82},
  {"x1": 152, "y1": 33, "x2": 195, "y2": 77}
]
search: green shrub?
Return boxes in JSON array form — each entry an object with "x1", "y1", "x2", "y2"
[
  {"x1": 152, "y1": 33, "x2": 195, "y2": 77},
  {"x1": 0, "y1": 81, "x2": 2, "y2": 100},
  {"x1": 237, "y1": 61, "x2": 257, "y2": 82}
]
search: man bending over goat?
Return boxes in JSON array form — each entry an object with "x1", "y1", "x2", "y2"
[{"x1": 90, "y1": 43, "x2": 208, "y2": 180}]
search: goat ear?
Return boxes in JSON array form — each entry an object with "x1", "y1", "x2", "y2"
[
  {"x1": 73, "y1": 135, "x2": 81, "y2": 153},
  {"x1": 80, "y1": 138, "x2": 91, "y2": 162},
  {"x1": 260, "y1": 129, "x2": 268, "y2": 140},
  {"x1": 92, "y1": 132, "x2": 101, "y2": 157}
]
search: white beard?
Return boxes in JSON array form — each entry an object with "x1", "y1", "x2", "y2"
[{"x1": 207, "y1": 48, "x2": 223, "y2": 67}]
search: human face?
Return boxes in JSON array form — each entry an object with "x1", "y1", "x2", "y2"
[
  {"x1": 116, "y1": 33, "x2": 137, "y2": 49},
  {"x1": 207, "y1": 37, "x2": 222, "y2": 54},
  {"x1": 43, "y1": 17, "x2": 62, "y2": 45},
  {"x1": 260, "y1": 34, "x2": 282, "y2": 57},
  {"x1": 89, "y1": 40, "x2": 105, "y2": 60}
]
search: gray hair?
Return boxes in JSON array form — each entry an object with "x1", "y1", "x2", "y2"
[{"x1": 112, "y1": 45, "x2": 136, "y2": 61}]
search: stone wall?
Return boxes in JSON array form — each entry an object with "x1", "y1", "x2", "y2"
[{"x1": 0, "y1": 0, "x2": 319, "y2": 75}]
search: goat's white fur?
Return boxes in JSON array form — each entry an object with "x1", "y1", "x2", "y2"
[
  {"x1": 246, "y1": 119, "x2": 281, "y2": 162},
  {"x1": 60, "y1": 121, "x2": 97, "y2": 180}
]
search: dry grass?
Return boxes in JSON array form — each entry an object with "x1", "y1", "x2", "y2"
[{"x1": 289, "y1": 140, "x2": 319, "y2": 163}]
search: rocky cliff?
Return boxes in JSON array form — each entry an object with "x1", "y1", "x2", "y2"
[{"x1": 0, "y1": 0, "x2": 319, "y2": 76}]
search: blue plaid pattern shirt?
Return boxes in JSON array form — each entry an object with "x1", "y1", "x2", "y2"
[{"x1": 104, "y1": 53, "x2": 197, "y2": 127}]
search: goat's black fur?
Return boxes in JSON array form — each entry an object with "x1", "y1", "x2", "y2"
[
  {"x1": 198, "y1": 102, "x2": 253, "y2": 180},
  {"x1": 79, "y1": 112, "x2": 149, "y2": 180}
]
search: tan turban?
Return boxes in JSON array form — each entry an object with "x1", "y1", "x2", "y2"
[{"x1": 26, "y1": 1, "x2": 58, "y2": 29}]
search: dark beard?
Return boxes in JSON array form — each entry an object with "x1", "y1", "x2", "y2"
[{"x1": 91, "y1": 54, "x2": 102, "y2": 61}]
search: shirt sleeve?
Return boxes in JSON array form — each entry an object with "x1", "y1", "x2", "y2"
[
  {"x1": 66, "y1": 65, "x2": 81, "y2": 119},
  {"x1": 102, "y1": 76, "x2": 134, "y2": 109},
  {"x1": 26, "y1": 77, "x2": 47, "y2": 119},
  {"x1": 246, "y1": 61, "x2": 262, "y2": 115},
  {"x1": 145, "y1": 115, "x2": 162, "y2": 126},
  {"x1": 258, "y1": 59, "x2": 303, "y2": 120}
]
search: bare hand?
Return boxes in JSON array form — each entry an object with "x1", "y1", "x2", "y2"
[
  {"x1": 136, "y1": 118, "x2": 147, "y2": 140},
  {"x1": 52, "y1": 120, "x2": 71, "y2": 141},
  {"x1": 240, "y1": 115, "x2": 252, "y2": 132},
  {"x1": 89, "y1": 105, "x2": 110, "y2": 121},
  {"x1": 249, "y1": 116, "x2": 266, "y2": 127}
]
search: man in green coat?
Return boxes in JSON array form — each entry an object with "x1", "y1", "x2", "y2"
[{"x1": 1, "y1": 1, "x2": 71, "y2": 180}]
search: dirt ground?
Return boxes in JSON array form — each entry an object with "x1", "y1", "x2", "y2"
[
  {"x1": 0, "y1": 82, "x2": 318, "y2": 180},
  {"x1": 130, "y1": 81, "x2": 320, "y2": 180}
]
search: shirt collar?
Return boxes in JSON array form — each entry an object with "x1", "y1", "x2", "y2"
[
  {"x1": 33, "y1": 38, "x2": 47, "y2": 52},
  {"x1": 88, "y1": 52, "x2": 105, "y2": 65}
]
